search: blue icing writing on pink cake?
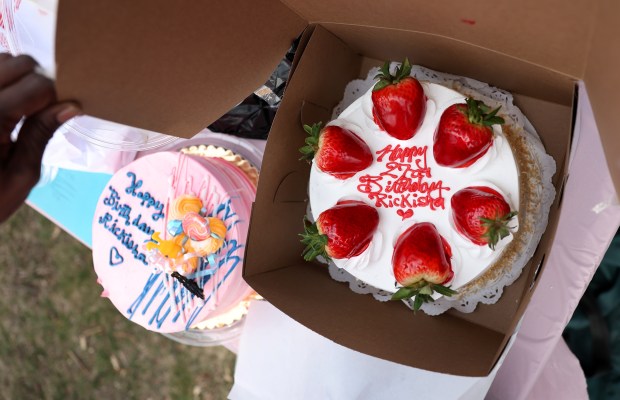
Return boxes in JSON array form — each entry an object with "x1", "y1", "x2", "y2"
[
  {"x1": 109, "y1": 247, "x2": 124, "y2": 266},
  {"x1": 92, "y1": 151, "x2": 256, "y2": 333},
  {"x1": 125, "y1": 172, "x2": 165, "y2": 220}
]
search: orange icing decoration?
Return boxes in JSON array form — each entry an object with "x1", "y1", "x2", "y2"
[{"x1": 169, "y1": 194, "x2": 203, "y2": 220}]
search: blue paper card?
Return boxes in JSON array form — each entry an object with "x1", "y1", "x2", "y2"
[{"x1": 27, "y1": 168, "x2": 112, "y2": 247}]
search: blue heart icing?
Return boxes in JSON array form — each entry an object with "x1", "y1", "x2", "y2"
[{"x1": 109, "y1": 247, "x2": 124, "y2": 266}]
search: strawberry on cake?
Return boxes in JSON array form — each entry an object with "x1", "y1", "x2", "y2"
[{"x1": 300, "y1": 59, "x2": 551, "y2": 314}]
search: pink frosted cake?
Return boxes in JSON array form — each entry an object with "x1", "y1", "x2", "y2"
[{"x1": 92, "y1": 151, "x2": 256, "y2": 332}]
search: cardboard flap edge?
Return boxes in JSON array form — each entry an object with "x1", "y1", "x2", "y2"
[{"x1": 55, "y1": 0, "x2": 307, "y2": 138}]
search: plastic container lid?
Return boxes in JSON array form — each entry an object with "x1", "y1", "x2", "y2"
[
  {"x1": 162, "y1": 319, "x2": 247, "y2": 347},
  {"x1": 62, "y1": 116, "x2": 182, "y2": 151},
  {"x1": 142, "y1": 130, "x2": 265, "y2": 170},
  {"x1": 162, "y1": 295, "x2": 259, "y2": 347}
]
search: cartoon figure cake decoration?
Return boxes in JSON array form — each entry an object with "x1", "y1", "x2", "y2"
[{"x1": 144, "y1": 193, "x2": 228, "y2": 300}]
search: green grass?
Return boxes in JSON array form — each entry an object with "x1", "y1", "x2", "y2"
[{"x1": 0, "y1": 205, "x2": 236, "y2": 400}]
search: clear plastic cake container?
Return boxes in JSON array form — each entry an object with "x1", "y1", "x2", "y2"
[
  {"x1": 140, "y1": 130, "x2": 265, "y2": 171},
  {"x1": 162, "y1": 295, "x2": 259, "y2": 348},
  {"x1": 163, "y1": 319, "x2": 246, "y2": 348},
  {"x1": 62, "y1": 116, "x2": 181, "y2": 152}
]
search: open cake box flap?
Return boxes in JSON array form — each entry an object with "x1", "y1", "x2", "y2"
[
  {"x1": 281, "y1": 0, "x2": 595, "y2": 79},
  {"x1": 55, "y1": 0, "x2": 306, "y2": 138},
  {"x1": 56, "y1": 0, "x2": 620, "y2": 189}
]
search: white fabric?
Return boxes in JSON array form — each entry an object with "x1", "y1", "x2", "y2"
[
  {"x1": 488, "y1": 82, "x2": 620, "y2": 399},
  {"x1": 330, "y1": 64, "x2": 556, "y2": 315},
  {"x1": 229, "y1": 301, "x2": 514, "y2": 400}
]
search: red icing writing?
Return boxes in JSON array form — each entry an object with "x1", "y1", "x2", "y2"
[{"x1": 357, "y1": 145, "x2": 450, "y2": 220}]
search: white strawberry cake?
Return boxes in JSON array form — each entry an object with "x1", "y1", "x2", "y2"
[
  {"x1": 301, "y1": 59, "x2": 544, "y2": 312},
  {"x1": 91, "y1": 151, "x2": 256, "y2": 332}
]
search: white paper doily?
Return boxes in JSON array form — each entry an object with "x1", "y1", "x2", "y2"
[{"x1": 326, "y1": 63, "x2": 556, "y2": 315}]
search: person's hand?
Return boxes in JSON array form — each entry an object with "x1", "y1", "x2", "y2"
[{"x1": 0, "y1": 54, "x2": 81, "y2": 222}]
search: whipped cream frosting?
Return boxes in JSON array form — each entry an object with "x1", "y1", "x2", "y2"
[{"x1": 308, "y1": 82, "x2": 520, "y2": 293}]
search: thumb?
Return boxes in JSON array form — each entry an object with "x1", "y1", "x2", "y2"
[{"x1": 11, "y1": 102, "x2": 81, "y2": 174}]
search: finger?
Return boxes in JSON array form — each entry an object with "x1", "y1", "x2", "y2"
[
  {"x1": 0, "y1": 53, "x2": 12, "y2": 63},
  {"x1": 10, "y1": 101, "x2": 81, "y2": 170},
  {"x1": 0, "y1": 54, "x2": 39, "y2": 88},
  {"x1": 0, "y1": 141, "x2": 10, "y2": 162},
  {"x1": 0, "y1": 102, "x2": 81, "y2": 223},
  {"x1": 0, "y1": 72, "x2": 56, "y2": 137}
]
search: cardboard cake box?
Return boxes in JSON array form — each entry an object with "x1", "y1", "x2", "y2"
[{"x1": 56, "y1": 0, "x2": 619, "y2": 376}]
